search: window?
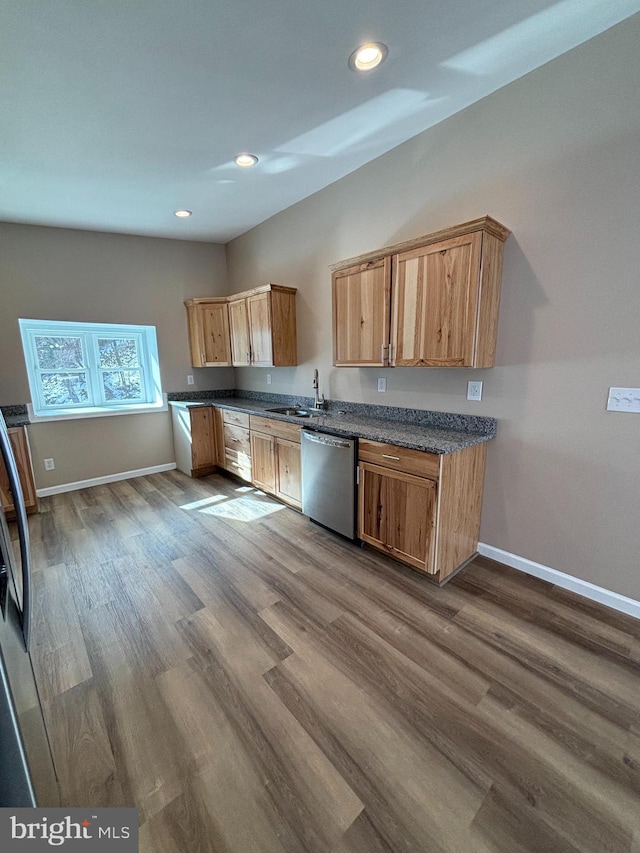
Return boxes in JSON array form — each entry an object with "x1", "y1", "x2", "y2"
[{"x1": 19, "y1": 319, "x2": 165, "y2": 420}]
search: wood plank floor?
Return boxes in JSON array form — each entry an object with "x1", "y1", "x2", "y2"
[{"x1": 26, "y1": 469, "x2": 640, "y2": 852}]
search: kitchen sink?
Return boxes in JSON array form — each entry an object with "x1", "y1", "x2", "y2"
[{"x1": 265, "y1": 406, "x2": 326, "y2": 418}]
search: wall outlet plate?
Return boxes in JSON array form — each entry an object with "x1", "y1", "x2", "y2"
[
  {"x1": 467, "y1": 380, "x2": 483, "y2": 401},
  {"x1": 377, "y1": 377, "x2": 387, "y2": 392},
  {"x1": 186, "y1": 375, "x2": 194, "y2": 386},
  {"x1": 607, "y1": 387, "x2": 640, "y2": 412},
  {"x1": 267, "y1": 374, "x2": 272, "y2": 385},
  {"x1": 44, "y1": 458, "x2": 55, "y2": 471}
]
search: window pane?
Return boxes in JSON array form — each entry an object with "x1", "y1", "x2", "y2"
[
  {"x1": 41, "y1": 372, "x2": 89, "y2": 406},
  {"x1": 98, "y1": 338, "x2": 140, "y2": 369},
  {"x1": 102, "y1": 370, "x2": 143, "y2": 401},
  {"x1": 35, "y1": 336, "x2": 84, "y2": 370}
]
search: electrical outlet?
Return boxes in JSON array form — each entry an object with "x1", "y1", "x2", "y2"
[
  {"x1": 267, "y1": 374, "x2": 272, "y2": 385},
  {"x1": 44, "y1": 458, "x2": 55, "y2": 471},
  {"x1": 377, "y1": 377, "x2": 387, "y2": 392},
  {"x1": 186, "y1": 375, "x2": 194, "y2": 386},
  {"x1": 606, "y1": 387, "x2": 640, "y2": 412},
  {"x1": 467, "y1": 380, "x2": 483, "y2": 401}
]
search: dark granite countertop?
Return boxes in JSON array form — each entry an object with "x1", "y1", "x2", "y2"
[
  {"x1": 168, "y1": 393, "x2": 496, "y2": 454},
  {"x1": 1, "y1": 405, "x2": 30, "y2": 428}
]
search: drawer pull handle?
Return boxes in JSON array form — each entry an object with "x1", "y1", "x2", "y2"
[{"x1": 382, "y1": 454, "x2": 400, "y2": 460}]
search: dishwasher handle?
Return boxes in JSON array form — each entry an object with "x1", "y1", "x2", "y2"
[{"x1": 302, "y1": 431, "x2": 353, "y2": 449}]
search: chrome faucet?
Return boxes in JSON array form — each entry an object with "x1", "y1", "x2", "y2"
[{"x1": 313, "y1": 368, "x2": 326, "y2": 410}]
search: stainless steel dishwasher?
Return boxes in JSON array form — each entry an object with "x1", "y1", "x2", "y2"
[{"x1": 301, "y1": 429, "x2": 357, "y2": 540}]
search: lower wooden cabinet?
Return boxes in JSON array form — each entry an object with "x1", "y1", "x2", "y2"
[
  {"x1": 358, "y1": 438, "x2": 487, "y2": 583},
  {"x1": 359, "y1": 463, "x2": 437, "y2": 573},
  {"x1": 171, "y1": 405, "x2": 217, "y2": 477},
  {"x1": 250, "y1": 430, "x2": 276, "y2": 493},
  {"x1": 249, "y1": 416, "x2": 301, "y2": 509},
  {"x1": 274, "y1": 437, "x2": 302, "y2": 508},
  {"x1": 0, "y1": 426, "x2": 39, "y2": 516}
]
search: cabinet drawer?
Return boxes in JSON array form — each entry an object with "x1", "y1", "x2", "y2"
[
  {"x1": 222, "y1": 409, "x2": 250, "y2": 428},
  {"x1": 358, "y1": 439, "x2": 440, "y2": 481},
  {"x1": 224, "y1": 453, "x2": 252, "y2": 482},
  {"x1": 223, "y1": 423, "x2": 251, "y2": 455},
  {"x1": 250, "y1": 415, "x2": 301, "y2": 443}
]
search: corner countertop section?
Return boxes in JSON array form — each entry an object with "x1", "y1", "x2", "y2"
[
  {"x1": 1, "y1": 405, "x2": 30, "y2": 428},
  {"x1": 168, "y1": 394, "x2": 496, "y2": 455}
]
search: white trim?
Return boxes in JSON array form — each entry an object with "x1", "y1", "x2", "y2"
[
  {"x1": 19, "y1": 317, "x2": 163, "y2": 418},
  {"x1": 478, "y1": 542, "x2": 640, "y2": 620},
  {"x1": 26, "y1": 394, "x2": 168, "y2": 423},
  {"x1": 36, "y1": 463, "x2": 177, "y2": 496}
]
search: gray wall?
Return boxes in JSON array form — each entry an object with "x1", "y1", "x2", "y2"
[
  {"x1": 225, "y1": 16, "x2": 640, "y2": 600},
  {"x1": 0, "y1": 224, "x2": 229, "y2": 488}
]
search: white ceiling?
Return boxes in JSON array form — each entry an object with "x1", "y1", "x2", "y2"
[{"x1": 2, "y1": 0, "x2": 639, "y2": 243}]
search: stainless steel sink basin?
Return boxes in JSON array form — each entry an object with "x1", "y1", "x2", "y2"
[{"x1": 265, "y1": 406, "x2": 325, "y2": 418}]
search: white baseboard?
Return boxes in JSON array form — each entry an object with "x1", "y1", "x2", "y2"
[
  {"x1": 477, "y1": 543, "x2": 640, "y2": 620},
  {"x1": 36, "y1": 463, "x2": 177, "y2": 497}
]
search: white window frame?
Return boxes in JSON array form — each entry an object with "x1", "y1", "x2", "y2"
[{"x1": 19, "y1": 319, "x2": 167, "y2": 422}]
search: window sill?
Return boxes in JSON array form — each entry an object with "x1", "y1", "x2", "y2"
[{"x1": 27, "y1": 394, "x2": 168, "y2": 423}]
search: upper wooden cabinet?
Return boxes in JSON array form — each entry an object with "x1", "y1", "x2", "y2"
[
  {"x1": 184, "y1": 298, "x2": 232, "y2": 367},
  {"x1": 242, "y1": 285, "x2": 298, "y2": 367},
  {"x1": 185, "y1": 284, "x2": 297, "y2": 368},
  {"x1": 228, "y1": 298, "x2": 251, "y2": 366},
  {"x1": 332, "y1": 257, "x2": 391, "y2": 367},
  {"x1": 331, "y1": 216, "x2": 510, "y2": 368}
]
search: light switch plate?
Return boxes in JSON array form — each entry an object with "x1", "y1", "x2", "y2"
[
  {"x1": 606, "y1": 387, "x2": 640, "y2": 412},
  {"x1": 467, "y1": 380, "x2": 483, "y2": 401}
]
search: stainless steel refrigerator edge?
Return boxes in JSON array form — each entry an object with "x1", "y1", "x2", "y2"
[
  {"x1": 300, "y1": 429, "x2": 357, "y2": 540},
  {"x1": 0, "y1": 411, "x2": 59, "y2": 806}
]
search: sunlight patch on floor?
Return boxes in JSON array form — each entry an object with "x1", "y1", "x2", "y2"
[{"x1": 180, "y1": 488, "x2": 286, "y2": 522}]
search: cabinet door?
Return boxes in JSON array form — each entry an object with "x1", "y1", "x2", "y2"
[
  {"x1": 247, "y1": 292, "x2": 273, "y2": 366},
  {"x1": 332, "y1": 257, "x2": 391, "y2": 366},
  {"x1": 0, "y1": 427, "x2": 38, "y2": 513},
  {"x1": 250, "y1": 431, "x2": 276, "y2": 494},
  {"x1": 229, "y1": 299, "x2": 251, "y2": 366},
  {"x1": 358, "y1": 462, "x2": 436, "y2": 574},
  {"x1": 275, "y1": 437, "x2": 301, "y2": 509},
  {"x1": 391, "y1": 232, "x2": 482, "y2": 367},
  {"x1": 199, "y1": 302, "x2": 232, "y2": 366},
  {"x1": 189, "y1": 407, "x2": 216, "y2": 474}
]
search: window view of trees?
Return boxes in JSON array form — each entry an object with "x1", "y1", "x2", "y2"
[
  {"x1": 41, "y1": 372, "x2": 89, "y2": 406},
  {"x1": 35, "y1": 336, "x2": 84, "y2": 370},
  {"x1": 21, "y1": 320, "x2": 161, "y2": 415},
  {"x1": 35, "y1": 336, "x2": 88, "y2": 406},
  {"x1": 98, "y1": 338, "x2": 143, "y2": 401}
]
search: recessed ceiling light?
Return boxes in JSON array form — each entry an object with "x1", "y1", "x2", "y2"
[
  {"x1": 174, "y1": 209, "x2": 192, "y2": 218},
  {"x1": 349, "y1": 42, "x2": 388, "y2": 72},
  {"x1": 234, "y1": 153, "x2": 259, "y2": 167}
]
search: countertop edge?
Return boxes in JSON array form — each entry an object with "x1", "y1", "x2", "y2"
[{"x1": 168, "y1": 398, "x2": 495, "y2": 454}]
